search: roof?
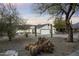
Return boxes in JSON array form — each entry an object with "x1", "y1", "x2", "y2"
[
  {"x1": 35, "y1": 24, "x2": 49, "y2": 29},
  {"x1": 17, "y1": 24, "x2": 49, "y2": 30}
]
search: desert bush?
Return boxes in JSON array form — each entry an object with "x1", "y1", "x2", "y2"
[{"x1": 25, "y1": 37, "x2": 54, "y2": 55}]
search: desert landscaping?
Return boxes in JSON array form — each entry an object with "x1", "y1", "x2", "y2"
[{"x1": 0, "y1": 33, "x2": 79, "y2": 56}]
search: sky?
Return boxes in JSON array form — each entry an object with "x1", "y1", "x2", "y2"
[
  {"x1": 15, "y1": 3, "x2": 52, "y2": 20},
  {"x1": 15, "y1": 3, "x2": 50, "y2": 19},
  {"x1": 14, "y1": 3, "x2": 52, "y2": 25},
  {"x1": 14, "y1": 3, "x2": 79, "y2": 24},
  {"x1": 16, "y1": 3, "x2": 34, "y2": 18},
  {"x1": 16, "y1": 3, "x2": 33, "y2": 17}
]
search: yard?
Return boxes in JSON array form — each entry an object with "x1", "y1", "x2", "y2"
[{"x1": 0, "y1": 33, "x2": 79, "y2": 56}]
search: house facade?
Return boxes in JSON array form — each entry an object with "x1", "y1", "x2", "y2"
[
  {"x1": 16, "y1": 17, "x2": 57, "y2": 35},
  {"x1": 26, "y1": 24, "x2": 56, "y2": 35}
]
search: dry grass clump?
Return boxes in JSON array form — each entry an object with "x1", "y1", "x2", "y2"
[{"x1": 25, "y1": 37, "x2": 54, "y2": 56}]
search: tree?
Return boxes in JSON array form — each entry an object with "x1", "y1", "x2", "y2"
[
  {"x1": 54, "y1": 17, "x2": 66, "y2": 32},
  {"x1": 35, "y1": 25, "x2": 37, "y2": 37},
  {"x1": 33, "y1": 3, "x2": 79, "y2": 42},
  {"x1": 0, "y1": 3, "x2": 19, "y2": 41}
]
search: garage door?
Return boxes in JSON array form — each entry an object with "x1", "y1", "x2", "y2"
[{"x1": 41, "y1": 30, "x2": 50, "y2": 35}]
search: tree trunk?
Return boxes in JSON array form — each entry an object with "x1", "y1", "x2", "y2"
[
  {"x1": 68, "y1": 24, "x2": 73, "y2": 42},
  {"x1": 7, "y1": 31, "x2": 12, "y2": 41},
  {"x1": 35, "y1": 26, "x2": 37, "y2": 37},
  {"x1": 50, "y1": 24, "x2": 53, "y2": 38},
  {"x1": 8, "y1": 36, "x2": 12, "y2": 41},
  {"x1": 65, "y1": 19, "x2": 73, "y2": 42}
]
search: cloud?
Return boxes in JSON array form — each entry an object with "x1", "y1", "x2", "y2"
[{"x1": 13, "y1": 3, "x2": 32, "y2": 8}]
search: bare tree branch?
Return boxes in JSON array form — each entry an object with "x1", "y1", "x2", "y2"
[{"x1": 69, "y1": 10, "x2": 75, "y2": 20}]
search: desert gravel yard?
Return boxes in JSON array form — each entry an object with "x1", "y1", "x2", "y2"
[{"x1": 0, "y1": 34, "x2": 79, "y2": 56}]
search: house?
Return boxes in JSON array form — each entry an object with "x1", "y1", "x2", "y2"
[
  {"x1": 25, "y1": 18, "x2": 56, "y2": 35},
  {"x1": 34, "y1": 24, "x2": 56, "y2": 35},
  {"x1": 72, "y1": 22, "x2": 79, "y2": 29},
  {"x1": 72, "y1": 22, "x2": 79, "y2": 32}
]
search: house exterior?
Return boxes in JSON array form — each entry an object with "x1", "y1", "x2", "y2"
[
  {"x1": 38, "y1": 24, "x2": 56, "y2": 35},
  {"x1": 25, "y1": 24, "x2": 56, "y2": 35},
  {"x1": 72, "y1": 22, "x2": 79, "y2": 32},
  {"x1": 24, "y1": 17, "x2": 56, "y2": 35}
]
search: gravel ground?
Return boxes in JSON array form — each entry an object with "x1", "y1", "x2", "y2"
[{"x1": 0, "y1": 34, "x2": 79, "y2": 56}]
